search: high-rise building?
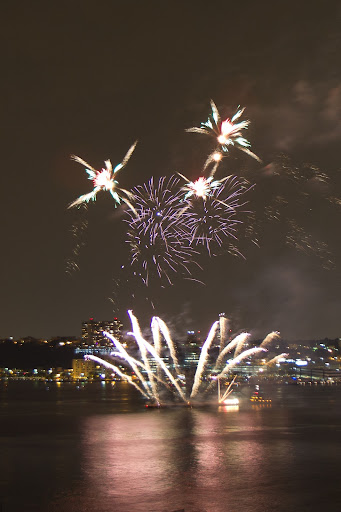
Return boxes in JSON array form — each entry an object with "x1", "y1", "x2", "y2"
[
  {"x1": 183, "y1": 331, "x2": 201, "y2": 368},
  {"x1": 81, "y1": 317, "x2": 123, "y2": 348},
  {"x1": 218, "y1": 313, "x2": 229, "y2": 353}
]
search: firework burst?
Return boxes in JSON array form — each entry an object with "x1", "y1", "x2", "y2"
[
  {"x1": 69, "y1": 141, "x2": 137, "y2": 210},
  {"x1": 125, "y1": 176, "x2": 201, "y2": 286},
  {"x1": 178, "y1": 174, "x2": 226, "y2": 200},
  {"x1": 180, "y1": 175, "x2": 252, "y2": 255},
  {"x1": 187, "y1": 100, "x2": 260, "y2": 169}
]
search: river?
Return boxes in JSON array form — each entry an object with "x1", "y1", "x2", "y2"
[{"x1": 0, "y1": 381, "x2": 340, "y2": 512}]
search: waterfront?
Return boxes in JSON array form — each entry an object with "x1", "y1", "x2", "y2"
[{"x1": 1, "y1": 382, "x2": 341, "y2": 512}]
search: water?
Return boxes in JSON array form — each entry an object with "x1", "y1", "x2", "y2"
[{"x1": 1, "y1": 381, "x2": 341, "y2": 512}]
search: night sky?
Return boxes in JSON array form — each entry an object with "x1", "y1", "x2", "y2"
[{"x1": 1, "y1": 0, "x2": 341, "y2": 340}]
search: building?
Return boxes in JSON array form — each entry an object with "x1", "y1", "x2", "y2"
[
  {"x1": 180, "y1": 331, "x2": 201, "y2": 369},
  {"x1": 81, "y1": 317, "x2": 123, "y2": 348},
  {"x1": 218, "y1": 313, "x2": 230, "y2": 352},
  {"x1": 72, "y1": 358, "x2": 95, "y2": 379}
]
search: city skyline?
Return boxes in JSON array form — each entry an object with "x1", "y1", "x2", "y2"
[{"x1": 1, "y1": 1, "x2": 341, "y2": 340}]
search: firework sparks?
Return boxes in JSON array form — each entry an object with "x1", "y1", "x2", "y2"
[
  {"x1": 128, "y1": 310, "x2": 187, "y2": 401},
  {"x1": 238, "y1": 154, "x2": 337, "y2": 269},
  {"x1": 266, "y1": 353, "x2": 289, "y2": 365},
  {"x1": 109, "y1": 349, "x2": 171, "y2": 392},
  {"x1": 219, "y1": 375, "x2": 238, "y2": 403},
  {"x1": 89, "y1": 311, "x2": 283, "y2": 405},
  {"x1": 218, "y1": 332, "x2": 251, "y2": 365},
  {"x1": 126, "y1": 176, "x2": 201, "y2": 286},
  {"x1": 285, "y1": 220, "x2": 335, "y2": 270},
  {"x1": 103, "y1": 330, "x2": 152, "y2": 397},
  {"x1": 127, "y1": 311, "x2": 160, "y2": 400},
  {"x1": 153, "y1": 316, "x2": 180, "y2": 369},
  {"x1": 65, "y1": 203, "x2": 89, "y2": 275},
  {"x1": 216, "y1": 347, "x2": 267, "y2": 379},
  {"x1": 69, "y1": 141, "x2": 137, "y2": 210},
  {"x1": 190, "y1": 321, "x2": 219, "y2": 398},
  {"x1": 85, "y1": 354, "x2": 150, "y2": 399},
  {"x1": 179, "y1": 175, "x2": 251, "y2": 255},
  {"x1": 151, "y1": 317, "x2": 162, "y2": 357},
  {"x1": 214, "y1": 332, "x2": 250, "y2": 369},
  {"x1": 178, "y1": 174, "x2": 226, "y2": 200},
  {"x1": 260, "y1": 331, "x2": 281, "y2": 348},
  {"x1": 187, "y1": 100, "x2": 261, "y2": 167}
]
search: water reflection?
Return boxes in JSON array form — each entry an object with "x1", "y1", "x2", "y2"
[
  {"x1": 1, "y1": 382, "x2": 341, "y2": 512},
  {"x1": 218, "y1": 404, "x2": 239, "y2": 413},
  {"x1": 76, "y1": 406, "x2": 291, "y2": 512}
]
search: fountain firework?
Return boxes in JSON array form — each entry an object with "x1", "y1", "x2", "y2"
[{"x1": 85, "y1": 310, "x2": 281, "y2": 405}]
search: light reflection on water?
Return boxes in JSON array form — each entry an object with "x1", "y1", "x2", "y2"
[{"x1": 1, "y1": 382, "x2": 341, "y2": 512}]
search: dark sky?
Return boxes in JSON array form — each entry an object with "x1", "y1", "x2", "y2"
[{"x1": 1, "y1": 0, "x2": 341, "y2": 340}]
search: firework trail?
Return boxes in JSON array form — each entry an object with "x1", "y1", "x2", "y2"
[
  {"x1": 103, "y1": 330, "x2": 151, "y2": 396},
  {"x1": 233, "y1": 333, "x2": 250, "y2": 357},
  {"x1": 219, "y1": 375, "x2": 238, "y2": 403},
  {"x1": 268, "y1": 157, "x2": 330, "y2": 185},
  {"x1": 328, "y1": 196, "x2": 341, "y2": 207},
  {"x1": 241, "y1": 154, "x2": 337, "y2": 269},
  {"x1": 69, "y1": 142, "x2": 137, "y2": 210},
  {"x1": 206, "y1": 328, "x2": 279, "y2": 393},
  {"x1": 285, "y1": 220, "x2": 334, "y2": 270},
  {"x1": 190, "y1": 321, "x2": 219, "y2": 398},
  {"x1": 110, "y1": 350, "x2": 146, "y2": 369},
  {"x1": 206, "y1": 333, "x2": 251, "y2": 394},
  {"x1": 85, "y1": 354, "x2": 150, "y2": 399},
  {"x1": 153, "y1": 317, "x2": 180, "y2": 369},
  {"x1": 108, "y1": 275, "x2": 122, "y2": 315},
  {"x1": 127, "y1": 311, "x2": 160, "y2": 400},
  {"x1": 260, "y1": 331, "x2": 281, "y2": 348},
  {"x1": 128, "y1": 310, "x2": 187, "y2": 401},
  {"x1": 187, "y1": 100, "x2": 261, "y2": 169},
  {"x1": 109, "y1": 349, "x2": 171, "y2": 391},
  {"x1": 126, "y1": 176, "x2": 201, "y2": 286},
  {"x1": 214, "y1": 332, "x2": 251, "y2": 369},
  {"x1": 266, "y1": 353, "x2": 288, "y2": 365},
  {"x1": 65, "y1": 203, "x2": 89, "y2": 275},
  {"x1": 151, "y1": 317, "x2": 162, "y2": 356},
  {"x1": 151, "y1": 316, "x2": 163, "y2": 384},
  {"x1": 217, "y1": 347, "x2": 267, "y2": 379},
  {"x1": 89, "y1": 311, "x2": 283, "y2": 404}
]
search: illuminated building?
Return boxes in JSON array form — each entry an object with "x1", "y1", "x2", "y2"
[
  {"x1": 74, "y1": 317, "x2": 123, "y2": 356},
  {"x1": 183, "y1": 331, "x2": 201, "y2": 367},
  {"x1": 218, "y1": 313, "x2": 229, "y2": 353},
  {"x1": 72, "y1": 358, "x2": 95, "y2": 379},
  {"x1": 81, "y1": 317, "x2": 122, "y2": 348}
]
